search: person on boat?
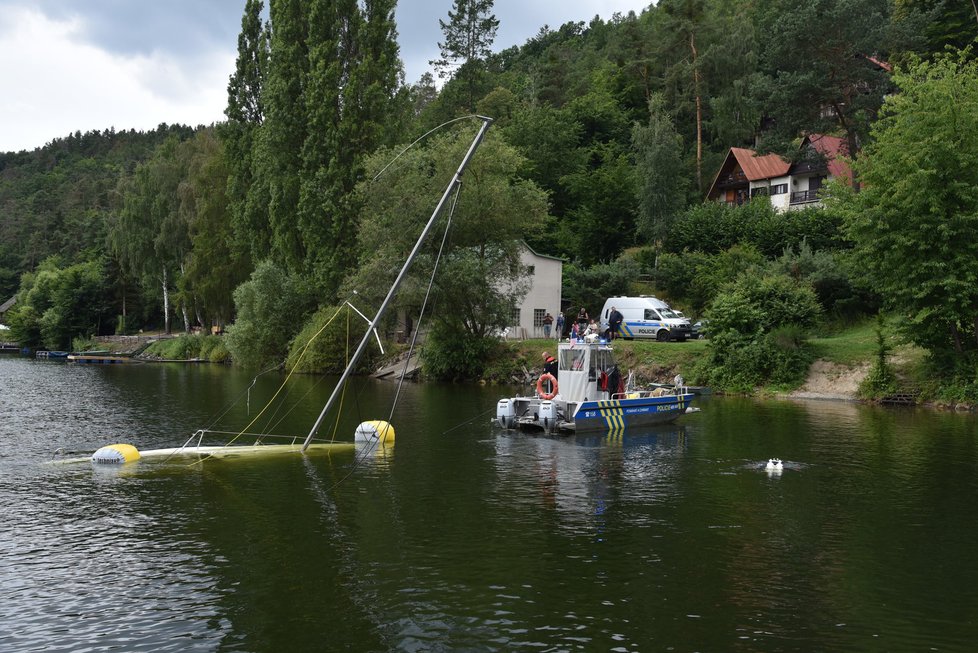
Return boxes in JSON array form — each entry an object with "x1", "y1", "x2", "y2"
[
  {"x1": 542, "y1": 351, "x2": 558, "y2": 377},
  {"x1": 570, "y1": 322, "x2": 580, "y2": 340},
  {"x1": 542, "y1": 312, "x2": 554, "y2": 338},
  {"x1": 608, "y1": 306, "x2": 623, "y2": 340},
  {"x1": 576, "y1": 307, "x2": 589, "y2": 334},
  {"x1": 554, "y1": 312, "x2": 565, "y2": 340},
  {"x1": 541, "y1": 351, "x2": 558, "y2": 396}
]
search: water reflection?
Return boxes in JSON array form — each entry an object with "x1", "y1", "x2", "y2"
[{"x1": 4, "y1": 357, "x2": 978, "y2": 650}]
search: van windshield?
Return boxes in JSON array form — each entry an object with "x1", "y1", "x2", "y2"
[{"x1": 658, "y1": 308, "x2": 679, "y2": 319}]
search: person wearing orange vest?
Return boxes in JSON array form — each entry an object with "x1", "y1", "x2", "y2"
[{"x1": 540, "y1": 351, "x2": 558, "y2": 396}]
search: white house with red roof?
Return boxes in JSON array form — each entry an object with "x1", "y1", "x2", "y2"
[{"x1": 706, "y1": 134, "x2": 852, "y2": 212}]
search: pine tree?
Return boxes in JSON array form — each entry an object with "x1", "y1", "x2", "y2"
[{"x1": 431, "y1": 0, "x2": 499, "y2": 110}]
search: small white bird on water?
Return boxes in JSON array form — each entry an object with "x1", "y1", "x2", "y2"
[{"x1": 766, "y1": 458, "x2": 783, "y2": 471}]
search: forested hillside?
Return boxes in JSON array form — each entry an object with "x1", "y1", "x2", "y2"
[{"x1": 2, "y1": 0, "x2": 976, "y2": 392}]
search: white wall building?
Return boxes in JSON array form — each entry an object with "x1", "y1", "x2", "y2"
[{"x1": 502, "y1": 242, "x2": 563, "y2": 340}]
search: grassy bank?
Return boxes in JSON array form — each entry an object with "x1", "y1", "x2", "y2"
[
  {"x1": 483, "y1": 337, "x2": 710, "y2": 386},
  {"x1": 484, "y1": 321, "x2": 937, "y2": 403}
]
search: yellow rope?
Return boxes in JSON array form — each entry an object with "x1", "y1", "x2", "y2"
[{"x1": 189, "y1": 303, "x2": 349, "y2": 465}]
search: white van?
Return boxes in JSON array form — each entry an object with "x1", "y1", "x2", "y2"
[{"x1": 600, "y1": 296, "x2": 692, "y2": 342}]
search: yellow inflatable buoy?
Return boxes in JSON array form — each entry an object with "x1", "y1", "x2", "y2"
[
  {"x1": 354, "y1": 421, "x2": 395, "y2": 445},
  {"x1": 91, "y1": 443, "x2": 141, "y2": 464}
]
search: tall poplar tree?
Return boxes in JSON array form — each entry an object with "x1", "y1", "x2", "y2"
[
  {"x1": 222, "y1": 0, "x2": 271, "y2": 263},
  {"x1": 254, "y1": 0, "x2": 400, "y2": 296},
  {"x1": 262, "y1": 0, "x2": 310, "y2": 272}
]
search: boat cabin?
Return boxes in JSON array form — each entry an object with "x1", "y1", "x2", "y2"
[{"x1": 555, "y1": 341, "x2": 621, "y2": 403}]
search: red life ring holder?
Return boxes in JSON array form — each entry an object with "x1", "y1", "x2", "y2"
[{"x1": 537, "y1": 373, "x2": 558, "y2": 400}]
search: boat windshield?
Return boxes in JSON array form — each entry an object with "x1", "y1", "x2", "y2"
[{"x1": 560, "y1": 348, "x2": 586, "y2": 371}]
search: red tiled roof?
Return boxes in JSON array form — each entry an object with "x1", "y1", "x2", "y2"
[
  {"x1": 803, "y1": 134, "x2": 852, "y2": 183},
  {"x1": 730, "y1": 147, "x2": 791, "y2": 181}
]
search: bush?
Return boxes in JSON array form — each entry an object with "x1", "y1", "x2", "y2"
[
  {"x1": 421, "y1": 321, "x2": 503, "y2": 381},
  {"x1": 666, "y1": 201, "x2": 847, "y2": 257},
  {"x1": 143, "y1": 334, "x2": 231, "y2": 363},
  {"x1": 71, "y1": 336, "x2": 98, "y2": 352},
  {"x1": 703, "y1": 270, "x2": 822, "y2": 391},
  {"x1": 224, "y1": 261, "x2": 316, "y2": 369},
  {"x1": 284, "y1": 306, "x2": 381, "y2": 374}
]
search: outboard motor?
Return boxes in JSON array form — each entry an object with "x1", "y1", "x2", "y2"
[
  {"x1": 539, "y1": 400, "x2": 556, "y2": 432},
  {"x1": 496, "y1": 398, "x2": 516, "y2": 429}
]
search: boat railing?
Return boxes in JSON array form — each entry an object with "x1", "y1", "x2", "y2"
[{"x1": 612, "y1": 387, "x2": 679, "y2": 400}]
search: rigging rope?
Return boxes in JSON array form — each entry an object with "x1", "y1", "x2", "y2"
[{"x1": 182, "y1": 302, "x2": 350, "y2": 465}]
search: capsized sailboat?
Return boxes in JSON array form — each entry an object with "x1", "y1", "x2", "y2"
[
  {"x1": 79, "y1": 117, "x2": 495, "y2": 465},
  {"x1": 496, "y1": 340, "x2": 697, "y2": 435}
]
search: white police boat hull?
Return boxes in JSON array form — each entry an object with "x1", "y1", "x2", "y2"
[{"x1": 495, "y1": 341, "x2": 696, "y2": 435}]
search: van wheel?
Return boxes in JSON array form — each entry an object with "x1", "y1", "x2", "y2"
[{"x1": 656, "y1": 330, "x2": 670, "y2": 342}]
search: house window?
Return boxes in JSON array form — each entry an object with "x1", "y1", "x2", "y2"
[
  {"x1": 533, "y1": 309, "x2": 546, "y2": 328},
  {"x1": 510, "y1": 307, "x2": 521, "y2": 326},
  {"x1": 770, "y1": 183, "x2": 788, "y2": 195},
  {"x1": 526, "y1": 265, "x2": 535, "y2": 275},
  {"x1": 750, "y1": 186, "x2": 768, "y2": 197}
]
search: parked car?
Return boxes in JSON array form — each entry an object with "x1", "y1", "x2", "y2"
[{"x1": 692, "y1": 320, "x2": 709, "y2": 339}]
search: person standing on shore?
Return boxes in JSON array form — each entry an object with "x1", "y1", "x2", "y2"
[
  {"x1": 576, "y1": 307, "x2": 589, "y2": 335},
  {"x1": 542, "y1": 312, "x2": 554, "y2": 338},
  {"x1": 554, "y1": 312, "x2": 564, "y2": 340}
]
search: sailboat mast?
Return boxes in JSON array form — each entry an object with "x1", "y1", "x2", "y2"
[{"x1": 301, "y1": 116, "x2": 493, "y2": 452}]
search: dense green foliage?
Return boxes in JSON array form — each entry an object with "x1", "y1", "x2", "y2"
[
  {"x1": 349, "y1": 127, "x2": 548, "y2": 364},
  {"x1": 224, "y1": 261, "x2": 316, "y2": 369},
  {"x1": 0, "y1": 0, "x2": 975, "y2": 388},
  {"x1": 5, "y1": 258, "x2": 109, "y2": 349},
  {"x1": 284, "y1": 305, "x2": 380, "y2": 374},
  {"x1": 698, "y1": 271, "x2": 822, "y2": 391},
  {"x1": 830, "y1": 52, "x2": 978, "y2": 380},
  {"x1": 144, "y1": 334, "x2": 231, "y2": 363}
]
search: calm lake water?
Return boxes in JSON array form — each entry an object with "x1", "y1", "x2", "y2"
[{"x1": 1, "y1": 355, "x2": 977, "y2": 652}]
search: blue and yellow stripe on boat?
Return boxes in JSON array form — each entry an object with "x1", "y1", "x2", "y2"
[{"x1": 595, "y1": 399, "x2": 627, "y2": 432}]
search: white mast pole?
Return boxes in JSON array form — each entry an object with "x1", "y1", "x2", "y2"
[{"x1": 301, "y1": 116, "x2": 493, "y2": 451}]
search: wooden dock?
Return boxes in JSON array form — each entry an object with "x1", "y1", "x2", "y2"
[
  {"x1": 67, "y1": 354, "x2": 142, "y2": 364},
  {"x1": 373, "y1": 352, "x2": 421, "y2": 380}
]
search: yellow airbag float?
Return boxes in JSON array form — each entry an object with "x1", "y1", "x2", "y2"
[{"x1": 91, "y1": 443, "x2": 141, "y2": 464}]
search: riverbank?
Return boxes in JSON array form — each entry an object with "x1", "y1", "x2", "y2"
[{"x1": 489, "y1": 331, "x2": 892, "y2": 405}]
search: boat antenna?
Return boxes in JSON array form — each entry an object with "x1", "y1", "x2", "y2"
[{"x1": 301, "y1": 115, "x2": 493, "y2": 451}]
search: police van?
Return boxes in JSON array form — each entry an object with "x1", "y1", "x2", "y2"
[{"x1": 600, "y1": 296, "x2": 692, "y2": 342}]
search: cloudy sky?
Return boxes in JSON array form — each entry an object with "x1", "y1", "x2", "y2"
[{"x1": 0, "y1": 0, "x2": 650, "y2": 153}]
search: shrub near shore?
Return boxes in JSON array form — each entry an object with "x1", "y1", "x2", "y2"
[{"x1": 142, "y1": 334, "x2": 230, "y2": 363}]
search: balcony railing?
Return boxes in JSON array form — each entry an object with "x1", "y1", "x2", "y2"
[
  {"x1": 716, "y1": 172, "x2": 747, "y2": 188},
  {"x1": 789, "y1": 189, "x2": 820, "y2": 204}
]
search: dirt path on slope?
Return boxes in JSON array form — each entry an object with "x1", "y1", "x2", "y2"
[{"x1": 788, "y1": 360, "x2": 869, "y2": 401}]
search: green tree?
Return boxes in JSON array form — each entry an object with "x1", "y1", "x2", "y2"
[
  {"x1": 179, "y1": 130, "x2": 248, "y2": 328},
  {"x1": 752, "y1": 0, "x2": 896, "y2": 176},
  {"x1": 828, "y1": 51, "x2": 978, "y2": 373},
  {"x1": 111, "y1": 137, "x2": 191, "y2": 334},
  {"x1": 658, "y1": 0, "x2": 711, "y2": 190},
  {"x1": 256, "y1": 0, "x2": 401, "y2": 296},
  {"x1": 6, "y1": 258, "x2": 109, "y2": 349},
  {"x1": 350, "y1": 126, "x2": 548, "y2": 378},
  {"x1": 632, "y1": 92, "x2": 689, "y2": 257},
  {"x1": 222, "y1": 0, "x2": 271, "y2": 263},
  {"x1": 432, "y1": 0, "x2": 499, "y2": 110},
  {"x1": 261, "y1": 0, "x2": 309, "y2": 272},
  {"x1": 224, "y1": 260, "x2": 316, "y2": 369}
]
